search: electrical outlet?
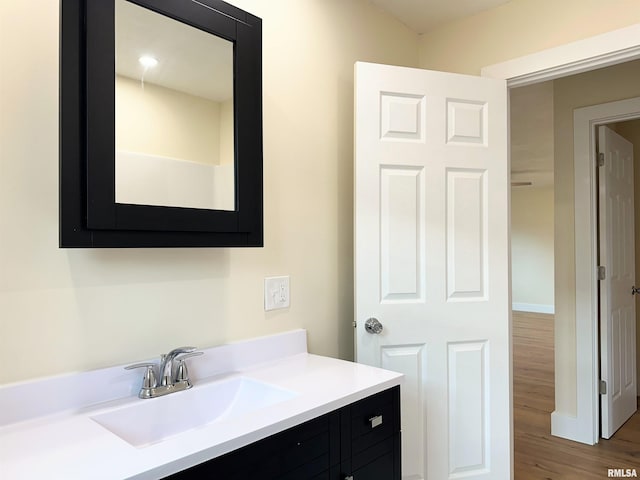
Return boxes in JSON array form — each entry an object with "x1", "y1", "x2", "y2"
[{"x1": 264, "y1": 276, "x2": 290, "y2": 311}]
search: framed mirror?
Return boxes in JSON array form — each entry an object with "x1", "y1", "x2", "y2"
[
  {"x1": 60, "y1": 0, "x2": 263, "y2": 247},
  {"x1": 115, "y1": 0, "x2": 236, "y2": 212}
]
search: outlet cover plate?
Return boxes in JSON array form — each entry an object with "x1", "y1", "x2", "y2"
[{"x1": 264, "y1": 276, "x2": 290, "y2": 311}]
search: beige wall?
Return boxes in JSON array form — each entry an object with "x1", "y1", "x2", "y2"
[
  {"x1": 0, "y1": 0, "x2": 418, "y2": 384},
  {"x1": 116, "y1": 75, "x2": 225, "y2": 165},
  {"x1": 418, "y1": 0, "x2": 640, "y2": 74},
  {"x1": 552, "y1": 60, "x2": 640, "y2": 415},
  {"x1": 613, "y1": 119, "x2": 640, "y2": 391},
  {"x1": 511, "y1": 187, "x2": 554, "y2": 310}
]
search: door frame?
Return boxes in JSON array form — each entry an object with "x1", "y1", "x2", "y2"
[{"x1": 482, "y1": 22, "x2": 640, "y2": 445}]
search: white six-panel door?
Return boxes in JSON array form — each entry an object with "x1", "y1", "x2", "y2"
[
  {"x1": 598, "y1": 125, "x2": 637, "y2": 439},
  {"x1": 354, "y1": 62, "x2": 511, "y2": 479}
]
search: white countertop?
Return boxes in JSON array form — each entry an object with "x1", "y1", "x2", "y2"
[{"x1": 0, "y1": 330, "x2": 402, "y2": 479}]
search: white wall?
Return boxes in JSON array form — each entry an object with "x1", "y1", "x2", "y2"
[
  {"x1": 0, "y1": 0, "x2": 419, "y2": 384},
  {"x1": 511, "y1": 187, "x2": 554, "y2": 313}
]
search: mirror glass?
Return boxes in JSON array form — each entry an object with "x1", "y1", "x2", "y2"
[{"x1": 114, "y1": 0, "x2": 235, "y2": 211}]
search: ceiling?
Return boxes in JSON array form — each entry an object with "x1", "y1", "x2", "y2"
[
  {"x1": 115, "y1": 0, "x2": 233, "y2": 102},
  {"x1": 369, "y1": 0, "x2": 512, "y2": 34}
]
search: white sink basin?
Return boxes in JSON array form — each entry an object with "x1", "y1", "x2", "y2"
[{"x1": 91, "y1": 377, "x2": 297, "y2": 448}]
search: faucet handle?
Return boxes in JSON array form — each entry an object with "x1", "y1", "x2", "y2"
[
  {"x1": 166, "y1": 346, "x2": 197, "y2": 357},
  {"x1": 175, "y1": 352, "x2": 204, "y2": 382},
  {"x1": 175, "y1": 351, "x2": 204, "y2": 361},
  {"x1": 124, "y1": 362, "x2": 158, "y2": 389}
]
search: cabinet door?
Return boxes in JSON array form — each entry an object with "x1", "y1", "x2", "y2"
[{"x1": 351, "y1": 451, "x2": 394, "y2": 480}]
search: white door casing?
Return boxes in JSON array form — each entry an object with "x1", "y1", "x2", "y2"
[
  {"x1": 354, "y1": 62, "x2": 510, "y2": 480},
  {"x1": 598, "y1": 125, "x2": 637, "y2": 439}
]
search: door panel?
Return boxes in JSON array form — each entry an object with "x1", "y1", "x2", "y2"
[
  {"x1": 381, "y1": 344, "x2": 426, "y2": 476},
  {"x1": 598, "y1": 125, "x2": 637, "y2": 439},
  {"x1": 446, "y1": 169, "x2": 487, "y2": 300},
  {"x1": 380, "y1": 166, "x2": 424, "y2": 302},
  {"x1": 447, "y1": 341, "x2": 489, "y2": 475},
  {"x1": 355, "y1": 62, "x2": 510, "y2": 480}
]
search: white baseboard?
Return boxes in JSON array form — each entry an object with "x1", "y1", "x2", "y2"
[{"x1": 512, "y1": 303, "x2": 555, "y2": 314}]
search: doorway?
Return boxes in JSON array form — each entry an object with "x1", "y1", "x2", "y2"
[{"x1": 506, "y1": 55, "x2": 640, "y2": 445}]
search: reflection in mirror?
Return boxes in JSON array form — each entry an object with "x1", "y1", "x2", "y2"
[{"x1": 114, "y1": 0, "x2": 235, "y2": 211}]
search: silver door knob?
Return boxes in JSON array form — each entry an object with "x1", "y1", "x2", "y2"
[
  {"x1": 364, "y1": 317, "x2": 383, "y2": 334},
  {"x1": 632, "y1": 286, "x2": 640, "y2": 295}
]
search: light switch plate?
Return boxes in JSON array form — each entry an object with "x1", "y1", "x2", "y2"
[{"x1": 264, "y1": 276, "x2": 290, "y2": 311}]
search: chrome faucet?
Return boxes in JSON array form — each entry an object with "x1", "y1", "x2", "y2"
[
  {"x1": 125, "y1": 346, "x2": 203, "y2": 399},
  {"x1": 159, "y1": 346, "x2": 197, "y2": 386}
]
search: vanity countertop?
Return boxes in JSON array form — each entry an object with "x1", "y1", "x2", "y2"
[{"x1": 0, "y1": 330, "x2": 402, "y2": 479}]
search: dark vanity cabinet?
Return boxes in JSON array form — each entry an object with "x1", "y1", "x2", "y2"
[{"x1": 166, "y1": 386, "x2": 400, "y2": 480}]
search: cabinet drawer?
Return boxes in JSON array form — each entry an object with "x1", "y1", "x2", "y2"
[
  {"x1": 252, "y1": 415, "x2": 332, "y2": 478},
  {"x1": 350, "y1": 387, "x2": 398, "y2": 454},
  {"x1": 281, "y1": 430, "x2": 330, "y2": 473},
  {"x1": 352, "y1": 434, "x2": 393, "y2": 472}
]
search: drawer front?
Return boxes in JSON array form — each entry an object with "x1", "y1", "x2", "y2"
[
  {"x1": 350, "y1": 387, "x2": 399, "y2": 454},
  {"x1": 281, "y1": 430, "x2": 330, "y2": 473},
  {"x1": 351, "y1": 435, "x2": 394, "y2": 472}
]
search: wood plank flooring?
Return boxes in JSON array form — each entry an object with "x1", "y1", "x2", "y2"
[{"x1": 513, "y1": 311, "x2": 640, "y2": 479}]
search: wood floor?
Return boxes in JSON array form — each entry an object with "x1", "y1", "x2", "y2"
[{"x1": 513, "y1": 311, "x2": 640, "y2": 479}]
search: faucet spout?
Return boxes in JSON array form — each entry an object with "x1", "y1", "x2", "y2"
[{"x1": 159, "y1": 346, "x2": 197, "y2": 386}]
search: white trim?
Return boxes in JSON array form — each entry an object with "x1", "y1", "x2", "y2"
[
  {"x1": 482, "y1": 24, "x2": 640, "y2": 87},
  {"x1": 482, "y1": 23, "x2": 640, "y2": 446},
  {"x1": 512, "y1": 303, "x2": 555, "y2": 315},
  {"x1": 573, "y1": 98, "x2": 640, "y2": 444},
  {"x1": 550, "y1": 411, "x2": 596, "y2": 443}
]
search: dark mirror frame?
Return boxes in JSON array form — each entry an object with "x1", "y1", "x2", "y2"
[{"x1": 60, "y1": 0, "x2": 263, "y2": 247}]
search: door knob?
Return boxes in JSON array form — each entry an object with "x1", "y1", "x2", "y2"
[
  {"x1": 632, "y1": 286, "x2": 640, "y2": 295},
  {"x1": 364, "y1": 317, "x2": 383, "y2": 334}
]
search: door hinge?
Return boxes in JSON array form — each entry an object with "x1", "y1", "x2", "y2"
[
  {"x1": 352, "y1": 321, "x2": 357, "y2": 328},
  {"x1": 599, "y1": 380, "x2": 607, "y2": 395},
  {"x1": 598, "y1": 265, "x2": 606, "y2": 280},
  {"x1": 598, "y1": 152, "x2": 605, "y2": 167}
]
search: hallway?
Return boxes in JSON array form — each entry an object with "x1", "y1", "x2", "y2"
[{"x1": 513, "y1": 311, "x2": 639, "y2": 479}]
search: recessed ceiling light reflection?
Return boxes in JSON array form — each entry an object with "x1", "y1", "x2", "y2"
[{"x1": 138, "y1": 55, "x2": 158, "y2": 69}]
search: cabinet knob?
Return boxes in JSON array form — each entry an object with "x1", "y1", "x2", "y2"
[{"x1": 345, "y1": 476, "x2": 354, "y2": 480}]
